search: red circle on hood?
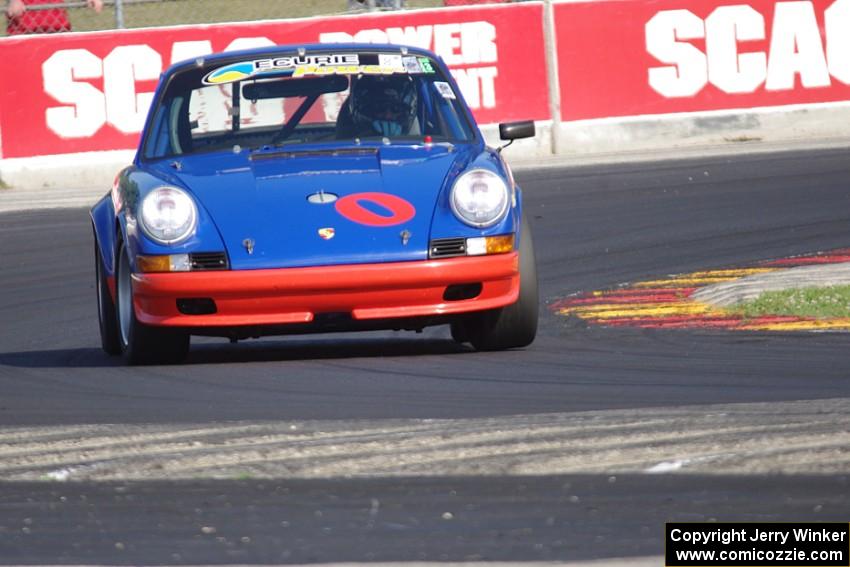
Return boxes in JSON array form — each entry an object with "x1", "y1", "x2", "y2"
[{"x1": 335, "y1": 192, "x2": 416, "y2": 227}]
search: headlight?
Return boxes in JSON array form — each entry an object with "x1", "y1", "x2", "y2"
[
  {"x1": 139, "y1": 187, "x2": 197, "y2": 245},
  {"x1": 450, "y1": 169, "x2": 510, "y2": 228}
]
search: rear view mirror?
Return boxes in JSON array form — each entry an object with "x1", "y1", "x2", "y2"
[
  {"x1": 242, "y1": 74, "x2": 349, "y2": 101},
  {"x1": 499, "y1": 121, "x2": 535, "y2": 141}
]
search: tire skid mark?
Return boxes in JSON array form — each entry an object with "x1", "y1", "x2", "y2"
[
  {"x1": 0, "y1": 424, "x2": 452, "y2": 470},
  {"x1": 555, "y1": 249, "x2": 850, "y2": 331},
  {"x1": 3, "y1": 422, "x2": 717, "y2": 477},
  {"x1": 1, "y1": 400, "x2": 848, "y2": 479}
]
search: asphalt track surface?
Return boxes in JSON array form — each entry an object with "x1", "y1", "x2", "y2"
[{"x1": 1, "y1": 147, "x2": 850, "y2": 564}]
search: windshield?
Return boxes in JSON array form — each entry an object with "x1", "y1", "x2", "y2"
[{"x1": 142, "y1": 52, "x2": 476, "y2": 160}]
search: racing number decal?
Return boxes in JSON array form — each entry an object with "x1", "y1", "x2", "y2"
[{"x1": 335, "y1": 192, "x2": 416, "y2": 227}]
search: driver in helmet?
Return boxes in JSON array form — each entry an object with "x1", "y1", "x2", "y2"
[{"x1": 349, "y1": 75, "x2": 417, "y2": 138}]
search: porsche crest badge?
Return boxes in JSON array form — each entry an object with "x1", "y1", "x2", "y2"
[{"x1": 318, "y1": 228, "x2": 335, "y2": 240}]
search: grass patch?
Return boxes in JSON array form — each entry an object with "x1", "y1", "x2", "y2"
[
  {"x1": 735, "y1": 285, "x2": 850, "y2": 319},
  {"x1": 0, "y1": 178, "x2": 9, "y2": 190}
]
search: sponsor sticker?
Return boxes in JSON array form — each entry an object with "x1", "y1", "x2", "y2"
[
  {"x1": 402, "y1": 56, "x2": 423, "y2": 74},
  {"x1": 379, "y1": 53, "x2": 404, "y2": 70},
  {"x1": 418, "y1": 57, "x2": 436, "y2": 74},
  {"x1": 203, "y1": 53, "x2": 360, "y2": 84},
  {"x1": 203, "y1": 53, "x2": 429, "y2": 84},
  {"x1": 292, "y1": 64, "x2": 396, "y2": 78},
  {"x1": 434, "y1": 81, "x2": 456, "y2": 99}
]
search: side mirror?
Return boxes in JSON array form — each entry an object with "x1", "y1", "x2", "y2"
[{"x1": 499, "y1": 120, "x2": 535, "y2": 141}]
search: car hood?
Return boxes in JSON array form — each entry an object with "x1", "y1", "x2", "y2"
[{"x1": 164, "y1": 145, "x2": 468, "y2": 270}]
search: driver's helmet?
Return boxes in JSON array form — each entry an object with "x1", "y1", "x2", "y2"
[{"x1": 350, "y1": 74, "x2": 417, "y2": 137}]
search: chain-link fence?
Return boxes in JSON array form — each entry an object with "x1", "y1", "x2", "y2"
[{"x1": 1, "y1": 0, "x2": 522, "y2": 37}]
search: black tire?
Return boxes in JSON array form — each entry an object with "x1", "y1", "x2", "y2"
[
  {"x1": 464, "y1": 213, "x2": 539, "y2": 351},
  {"x1": 115, "y1": 238, "x2": 189, "y2": 365},
  {"x1": 450, "y1": 320, "x2": 470, "y2": 344},
  {"x1": 95, "y1": 239, "x2": 121, "y2": 356}
]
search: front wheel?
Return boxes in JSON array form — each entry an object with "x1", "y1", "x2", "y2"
[
  {"x1": 115, "y1": 238, "x2": 189, "y2": 365},
  {"x1": 459, "y1": 213, "x2": 539, "y2": 351}
]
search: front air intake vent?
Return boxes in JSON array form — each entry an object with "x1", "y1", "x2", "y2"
[
  {"x1": 430, "y1": 238, "x2": 466, "y2": 259},
  {"x1": 190, "y1": 252, "x2": 228, "y2": 271}
]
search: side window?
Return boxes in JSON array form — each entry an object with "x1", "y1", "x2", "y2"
[
  {"x1": 144, "y1": 104, "x2": 170, "y2": 159},
  {"x1": 435, "y1": 95, "x2": 468, "y2": 141},
  {"x1": 144, "y1": 97, "x2": 189, "y2": 159},
  {"x1": 419, "y1": 81, "x2": 442, "y2": 137},
  {"x1": 422, "y1": 78, "x2": 473, "y2": 141}
]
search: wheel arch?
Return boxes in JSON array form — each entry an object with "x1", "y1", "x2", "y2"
[{"x1": 90, "y1": 194, "x2": 117, "y2": 277}]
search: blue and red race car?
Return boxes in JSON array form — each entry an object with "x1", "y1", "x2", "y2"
[{"x1": 91, "y1": 43, "x2": 538, "y2": 364}]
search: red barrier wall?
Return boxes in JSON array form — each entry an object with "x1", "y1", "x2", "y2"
[
  {"x1": 0, "y1": 3, "x2": 548, "y2": 158},
  {"x1": 5, "y1": 0, "x2": 850, "y2": 160},
  {"x1": 555, "y1": 0, "x2": 850, "y2": 121}
]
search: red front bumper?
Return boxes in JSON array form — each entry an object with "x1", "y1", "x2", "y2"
[{"x1": 131, "y1": 253, "x2": 519, "y2": 327}]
